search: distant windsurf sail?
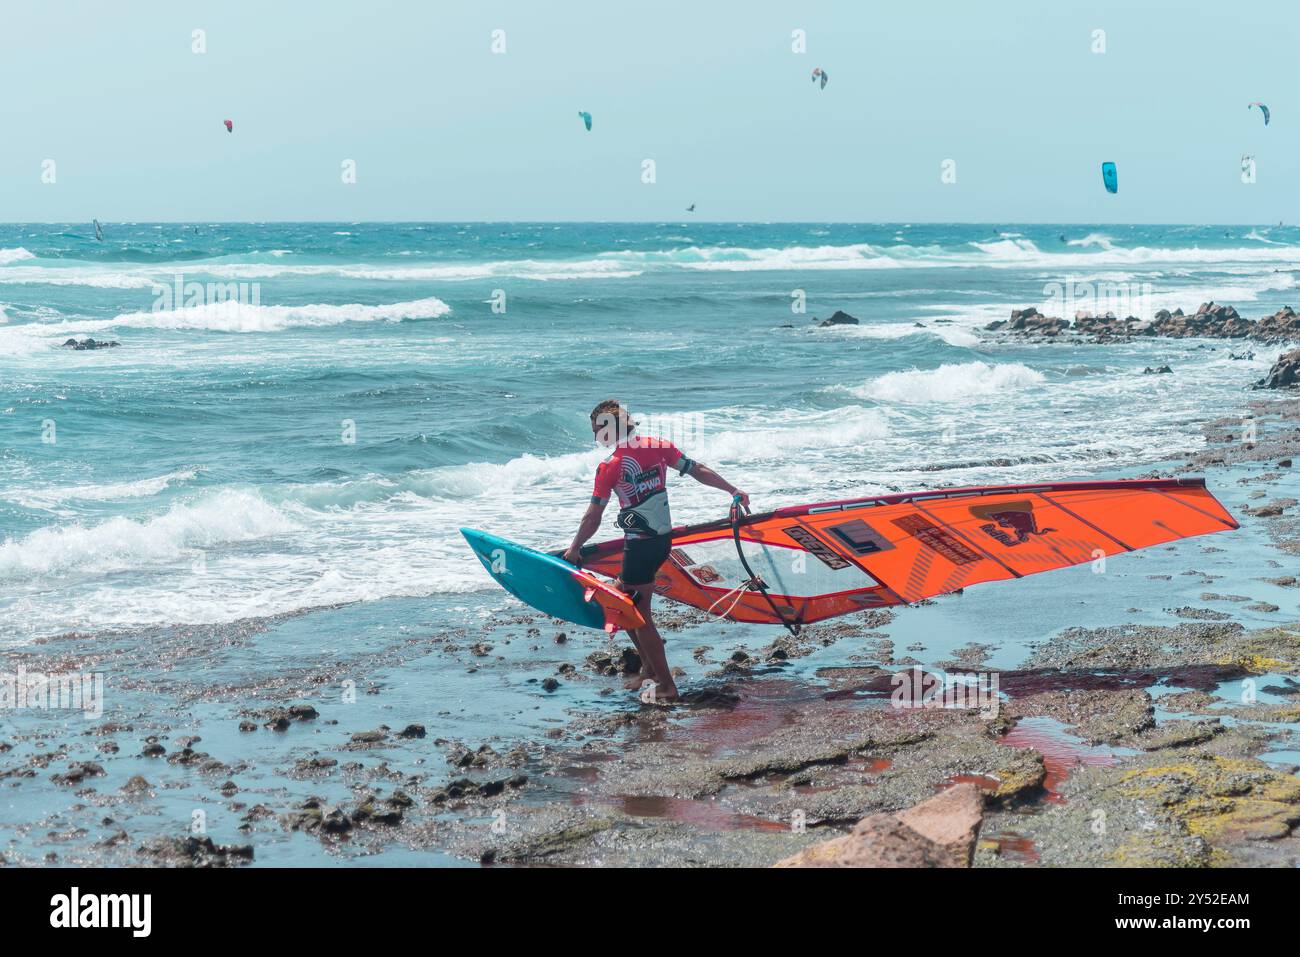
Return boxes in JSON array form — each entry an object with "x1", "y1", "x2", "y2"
[{"x1": 578, "y1": 478, "x2": 1236, "y2": 628}]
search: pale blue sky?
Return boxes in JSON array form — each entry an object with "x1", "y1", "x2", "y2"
[{"x1": 0, "y1": 0, "x2": 1295, "y2": 222}]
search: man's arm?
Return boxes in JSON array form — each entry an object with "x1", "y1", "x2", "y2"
[
  {"x1": 562, "y1": 499, "x2": 607, "y2": 566},
  {"x1": 686, "y1": 462, "x2": 749, "y2": 509}
]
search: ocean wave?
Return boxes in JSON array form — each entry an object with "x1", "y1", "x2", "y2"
[
  {"x1": 1065, "y1": 232, "x2": 1116, "y2": 250},
  {"x1": 266, "y1": 406, "x2": 893, "y2": 509},
  {"x1": 0, "y1": 247, "x2": 35, "y2": 265},
  {"x1": 0, "y1": 297, "x2": 453, "y2": 348},
  {"x1": 838, "y1": 361, "x2": 1047, "y2": 404},
  {"x1": 692, "y1": 407, "x2": 892, "y2": 462},
  {"x1": 109, "y1": 296, "x2": 452, "y2": 333},
  {"x1": 0, "y1": 489, "x2": 296, "y2": 581},
  {"x1": 272, "y1": 449, "x2": 602, "y2": 510},
  {"x1": 4, "y1": 235, "x2": 1300, "y2": 288},
  {"x1": 8, "y1": 469, "x2": 199, "y2": 512},
  {"x1": 0, "y1": 266, "x2": 158, "y2": 289}
]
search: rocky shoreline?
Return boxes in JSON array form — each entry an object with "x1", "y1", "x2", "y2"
[
  {"x1": 2, "y1": 393, "x2": 1298, "y2": 871},
  {"x1": 985, "y1": 302, "x2": 1300, "y2": 345}
]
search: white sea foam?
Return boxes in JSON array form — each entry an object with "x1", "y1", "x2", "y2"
[
  {"x1": 0, "y1": 247, "x2": 36, "y2": 265},
  {"x1": 0, "y1": 266, "x2": 157, "y2": 289},
  {"x1": 3, "y1": 237, "x2": 1300, "y2": 290},
  {"x1": 8, "y1": 469, "x2": 200, "y2": 511},
  {"x1": 1065, "y1": 233, "x2": 1116, "y2": 250},
  {"x1": 841, "y1": 361, "x2": 1047, "y2": 404},
  {"x1": 110, "y1": 296, "x2": 451, "y2": 333},
  {"x1": 0, "y1": 296, "x2": 452, "y2": 351},
  {"x1": 0, "y1": 489, "x2": 296, "y2": 580},
  {"x1": 692, "y1": 407, "x2": 891, "y2": 462}
]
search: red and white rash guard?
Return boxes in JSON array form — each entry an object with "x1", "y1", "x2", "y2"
[{"x1": 591, "y1": 436, "x2": 694, "y2": 539}]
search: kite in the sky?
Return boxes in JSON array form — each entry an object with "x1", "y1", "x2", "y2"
[
  {"x1": 1249, "y1": 102, "x2": 1270, "y2": 126},
  {"x1": 1101, "y1": 161, "x2": 1118, "y2": 194},
  {"x1": 223, "y1": 119, "x2": 233, "y2": 133},
  {"x1": 578, "y1": 111, "x2": 592, "y2": 131},
  {"x1": 686, "y1": 203, "x2": 695, "y2": 212},
  {"x1": 811, "y1": 67, "x2": 828, "y2": 90}
]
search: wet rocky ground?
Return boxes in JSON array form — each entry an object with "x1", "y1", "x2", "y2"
[{"x1": 2, "y1": 399, "x2": 1298, "y2": 868}]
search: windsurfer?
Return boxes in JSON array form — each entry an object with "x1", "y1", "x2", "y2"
[{"x1": 562, "y1": 400, "x2": 748, "y2": 701}]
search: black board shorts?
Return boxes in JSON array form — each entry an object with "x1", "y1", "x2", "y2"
[{"x1": 621, "y1": 533, "x2": 672, "y2": 586}]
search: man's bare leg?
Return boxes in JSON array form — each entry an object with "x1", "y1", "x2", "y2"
[
  {"x1": 622, "y1": 626, "x2": 653, "y2": 689},
  {"x1": 615, "y1": 578, "x2": 657, "y2": 689},
  {"x1": 624, "y1": 586, "x2": 677, "y2": 701}
]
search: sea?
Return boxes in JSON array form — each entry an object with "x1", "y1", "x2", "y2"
[
  {"x1": 2, "y1": 222, "x2": 1297, "y2": 865},
  {"x1": 0, "y1": 222, "x2": 1291, "y2": 645}
]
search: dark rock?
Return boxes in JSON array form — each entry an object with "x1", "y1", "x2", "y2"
[
  {"x1": 1256, "y1": 348, "x2": 1300, "y2": 389},
  {"x1": 818, "y1": 310, "x2": 859, "y2": 327},
  {"x1": 138, "y1": 835, "x2": 253, "y2": 866},
  {"x1": 351, "y1": 800, "x2": 403, "y2": 826},
  {"x1": 397, "y1": 724, "x2": 426, "y2": 738},
  {"x1": 51, "y1": 762, "x2": 106, "y2": 786},
  {"x1": 294, "y1": 756, "x2": 337, "y2": 772},
  {"x1": 320, "y1": 809, "x2": 353, "y2": 834}
]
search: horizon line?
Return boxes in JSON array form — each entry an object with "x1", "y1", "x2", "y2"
[{"x1": 0, "y1": 220, "x2": 1289, "y2": 227}]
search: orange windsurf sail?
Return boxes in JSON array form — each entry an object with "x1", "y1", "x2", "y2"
[{"x1": 578, "y1": 478, "x2": 1237, "y2": 629}]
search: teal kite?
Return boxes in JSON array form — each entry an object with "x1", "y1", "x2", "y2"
[{"x1": 1101, "y1": 161, "x2": 1118, "y2": 194}]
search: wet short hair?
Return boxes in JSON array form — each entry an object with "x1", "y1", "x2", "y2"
[{"x1": 590, "y1": 399, "x2": 636, "y2": 442}]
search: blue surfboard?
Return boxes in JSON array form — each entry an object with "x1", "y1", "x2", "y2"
[{"x1": 461, "y1": 528, "x2": 644, "y2": 632}]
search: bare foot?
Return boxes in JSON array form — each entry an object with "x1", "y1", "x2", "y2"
[
  {"x1": 623, "y1": 672, "x2": 654, "y2": 690},
  {"x1": 636, "y1": 679, "x2": 679, "y2": 704}
]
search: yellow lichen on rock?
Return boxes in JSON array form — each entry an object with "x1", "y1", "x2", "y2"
[{"x1": 1115, "y1": 756, "x2": 1300, "y2": 845}]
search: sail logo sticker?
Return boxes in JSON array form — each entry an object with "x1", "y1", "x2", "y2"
[
  {"x1": 969, "y1": 500, "x2": 1056, "y2": 547},
  {"x1": 825, "y1": 519, "x2": 894, "y2": 556},
  {"x1": 691, "y1": 565, "x2": 722, "y2": 584},
  {"x1": 891, "y1": 515, "x2": 981, "y2": 565},
  {"x1": 783, "y1": 526, "x2": 852, "y2": 569}
]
